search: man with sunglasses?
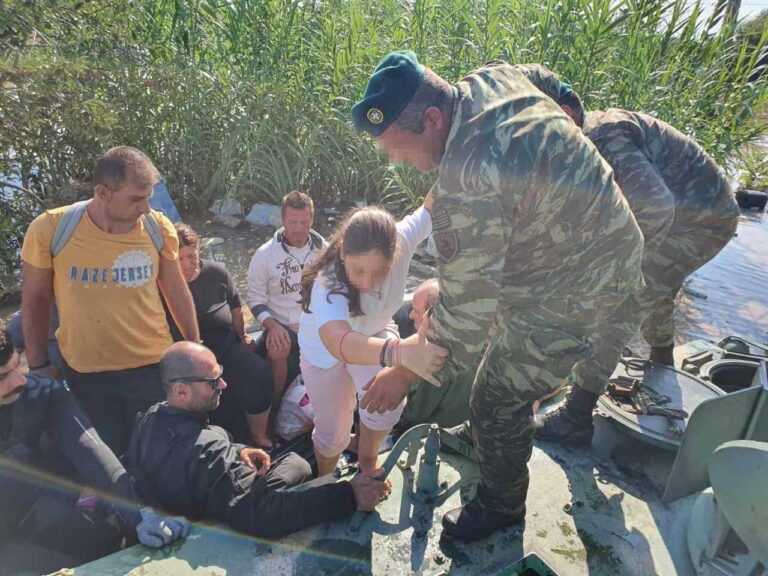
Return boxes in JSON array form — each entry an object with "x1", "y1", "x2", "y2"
[
  {"x1": 21, "y1": 146, "x2": 199, "y2": 456},
  {"x1": 127, "y1": 342, "x2": 391, "y2": 538}
]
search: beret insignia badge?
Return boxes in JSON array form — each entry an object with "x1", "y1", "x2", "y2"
[{"x1": 367, "y1": 108, "x2": 384, "y2": 125}]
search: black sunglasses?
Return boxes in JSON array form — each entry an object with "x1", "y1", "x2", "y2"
[{"x1": 169, "y1": 365, "x2": 224, "y2": 390}]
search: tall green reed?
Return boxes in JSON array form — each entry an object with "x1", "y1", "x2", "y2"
[{"x1": 2, "y1": 0, "x2": 767, "y2": 217}]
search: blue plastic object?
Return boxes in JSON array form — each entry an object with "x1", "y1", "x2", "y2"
[{"x1": 150, "y1": 180, "x2": 182, "y2": 223}]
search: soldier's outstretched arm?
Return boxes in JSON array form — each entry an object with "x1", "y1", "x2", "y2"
[
  {"x1": 599, "y1": 134, "x2": 675, "y2": 253},
  {"x1": 427, "y1": 190, "x2": 508, "y2": 385}
]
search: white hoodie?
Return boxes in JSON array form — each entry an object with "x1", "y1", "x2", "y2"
[{"x1": 246, "y1": 228, "x2": 326, "y2": 332}]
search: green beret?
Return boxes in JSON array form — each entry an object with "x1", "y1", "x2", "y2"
[{"x1": 352, "y1": 50, "x2": 425, "y2": 137}]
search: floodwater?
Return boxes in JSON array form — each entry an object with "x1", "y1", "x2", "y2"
[
  {"x1": 670, "y1": 210, "x2": 768, "y2": 346},
  {"x1": 2, "y1": 209, "x2": 767, "y2": 352}
]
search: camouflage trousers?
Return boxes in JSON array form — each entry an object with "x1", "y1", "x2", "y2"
[
  {"x1": 470, "y1": 293, "x2": 626, "y2": 516},
  {"x1": 574, "y1": 206, "x2": 739, "y2": 395}
]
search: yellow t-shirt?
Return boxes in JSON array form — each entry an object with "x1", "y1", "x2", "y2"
[{"x1": 21, "y1": 206, "x2": 179, "y2": 373}]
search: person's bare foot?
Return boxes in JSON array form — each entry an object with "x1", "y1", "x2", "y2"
[{"x1": 359, "y1": 463, "x2": 385, "y2": 478}]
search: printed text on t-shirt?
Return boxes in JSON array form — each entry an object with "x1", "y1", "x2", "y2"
[
  {"x1": 277, "y1": 257, "x2": 301, "y2": 295},
  {"x1": 67, "y1": 250, "x2": 154, "y2": 288}
]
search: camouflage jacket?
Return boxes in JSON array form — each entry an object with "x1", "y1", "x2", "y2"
[
  {"x1": 513, "y1": 63, "x2": 563, "y2": 102},
  {"x1": 583, "y1": 109, "x2": 738, "y2": 252},
  {"x1": 427, "y1": 62, "x2": 644, "y2": 382},
  {"x1": 515, "y1": 64, "x2": 737, "y2": 253}
]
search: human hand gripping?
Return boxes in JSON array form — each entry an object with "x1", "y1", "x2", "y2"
[
  {"x1": 398, "y1": 316, "x2": 448, "y2": 387},
  {"x1": 349, "y1": 474, "x2": 392, "y2": 512},
  {"x1": 136, "y1": 507, "x2": 191, "y2": 548},
  {"x1": 360, "y1": 366, "x2": 414, "y2": 414},
  {"x1": 239, "y1": 447, "x2": 272, "y2": 475}
]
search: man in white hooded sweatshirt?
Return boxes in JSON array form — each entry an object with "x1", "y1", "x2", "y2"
[{"x1": 247, "y1": 191, "x2": 326, "y2": 408}]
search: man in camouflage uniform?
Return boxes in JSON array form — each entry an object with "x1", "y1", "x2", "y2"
[
  {"x1": 352, "y1": 51, "x2": 645, "y2": 542},
  {"x1": 517, "y1": 65, "x2": 740, "y2": 445}
]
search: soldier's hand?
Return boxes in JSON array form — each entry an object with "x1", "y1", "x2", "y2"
[
  {"x1": 399, "y1": 316, "x2": 448, "y2": 387},
  {"x1": 239, "y1": 447, "x2": 271, "y2": 475},
  {"x1": 360, "y1": 366, "x2": 415, "y2": 414},
  {"x1": 349, "y1": 474, "x2": 392, "y2": 512}
]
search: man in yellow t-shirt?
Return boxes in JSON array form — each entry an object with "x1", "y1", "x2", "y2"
[{"x1": 21, "y1": 146, "x2": 199, "y2": 455}]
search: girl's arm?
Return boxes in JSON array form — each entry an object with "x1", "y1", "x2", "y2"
[
  {"x1": 423, "y1": 185, "x2": 434, "y2": 212},
  {"x1": 319, "y1": 318, "x2": 448, "y2": 387},
  {"x1": 319, "y1": 320, "x2": 391, "y2": 365}
]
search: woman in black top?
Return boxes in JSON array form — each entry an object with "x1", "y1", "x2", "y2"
[{"x1": 175, "y1": 223, "x2": 274, "y2": 448}]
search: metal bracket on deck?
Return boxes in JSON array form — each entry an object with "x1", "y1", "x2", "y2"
[
  {"x1": 346, "y1": 423, "x2": 452, "y2": 536},
  {"x1": 377, "y1": 423, "x2": 433, "y2": 480}
]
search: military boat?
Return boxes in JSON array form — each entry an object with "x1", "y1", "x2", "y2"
[{"x1": 47, "y1": 335, "x2": 768, "y2": 576}]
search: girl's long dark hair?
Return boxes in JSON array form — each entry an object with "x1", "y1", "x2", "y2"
[{"x1": 301, "y1": 206, "x2": 397, "y2": 317}]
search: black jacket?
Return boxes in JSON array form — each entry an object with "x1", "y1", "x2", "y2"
[
  {"x1": 127, "y1": 402, "x2": 356, "y2": 538},
  {"x1": 0, "y1": 375, "x2": 140, "y2": 541}
]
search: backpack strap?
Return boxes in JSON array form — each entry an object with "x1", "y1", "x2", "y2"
[
  {"x1": 141, "y1": 212, "x2": 164, "y2": 253},
  {"x1": 51, "y1": 200, "x2": 90, "y2": 257},
  {"x1": 51, "y1": 200, "x2": 164, "y2": 257}
]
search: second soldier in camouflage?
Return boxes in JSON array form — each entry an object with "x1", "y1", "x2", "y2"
[{"x1": 518, "y1": 66, "x2": 740, "y2": 446}]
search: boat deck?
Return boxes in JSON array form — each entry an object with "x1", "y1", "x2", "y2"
[{"x1": 57, "y1": 414, "x2": 695, "y2": 576}]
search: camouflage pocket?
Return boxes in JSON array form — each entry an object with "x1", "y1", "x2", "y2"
[{"x1": 527, "y1": 327, "x2": 593, "y2": 361}]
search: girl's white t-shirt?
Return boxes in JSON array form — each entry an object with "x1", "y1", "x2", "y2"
[{"x1": 299, "y1": 206, "x2": 432, "y2": 369}]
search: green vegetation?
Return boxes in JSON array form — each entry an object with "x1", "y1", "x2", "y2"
[
  {"x1": 734, "y1": 144, "x2": 768, "y2": 190},
  {"x1": 1, "y1": 0, "x2": 768, "y2": 285},
  {"x1": 740, "y1": 8, "x2": 768, "y2": 45}
]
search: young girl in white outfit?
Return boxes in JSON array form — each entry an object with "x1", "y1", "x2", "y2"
[{"x1": 299, "y1": 195, "x2": 446, "y2": 476}]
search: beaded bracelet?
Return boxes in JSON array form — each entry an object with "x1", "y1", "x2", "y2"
[
  {"x1": 379, "y1": 339, "x2": 390, "y2": 367},
  {"x1": 383, "y1": 338, "x2": 400, "y2": 368}
]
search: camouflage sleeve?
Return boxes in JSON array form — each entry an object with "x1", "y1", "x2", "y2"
[
  {"x1": 426, "y1": 190, "x2": 508, "y2": 384},
  {"x1": 514, "y1": 64, "x2": 563, "y2": 103},
  {"x1": 596, "y1": 134, "x2": 675, "y2": 253}
]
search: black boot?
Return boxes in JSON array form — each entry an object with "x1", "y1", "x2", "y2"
[
  {"x1": 533, "y1": 386, "x2": 598, "y2": 446},
  {"x1": 441, "y1": 420, "x2": 476, "y2": 461},
  {"x1": 442, "y1": 498, "x2": 524, "y2": 542},
  {"x1": 650, "y1": 344, "x2": 675, "y2": 366}
]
